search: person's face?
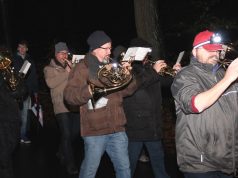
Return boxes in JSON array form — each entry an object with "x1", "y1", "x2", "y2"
[
  {"x1": 55, "y1": 50, "x2": 68, "y2": 64},
  {"x1": 17, "y1": 44, "x2": 28, "y2": 56},
  {"x1": 93, "y1": 42, "x2": 112, "y2": 62},
  {"x1": 192, "y1": 47, "x2": 220, "y2": 65}
]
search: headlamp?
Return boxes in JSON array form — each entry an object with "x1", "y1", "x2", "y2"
[
  {"x1": 210, "y1": 33, "x2": 222, "y2": 44},
  {"x1": 193, "y1": 32, "x2": 223, "y2": 49}
]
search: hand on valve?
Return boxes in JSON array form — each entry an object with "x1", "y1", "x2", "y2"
[{"x1": 152, "y1": 60, "x2": 167, "y2": 73}]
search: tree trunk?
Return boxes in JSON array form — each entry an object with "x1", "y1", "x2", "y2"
[{"x1": 133, "y1": 0, "x2": 164, "y2": 58}]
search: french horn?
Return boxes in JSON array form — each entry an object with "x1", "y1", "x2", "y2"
[
  {"x1": 0, "y1": 50, "x2": 20, "y2": 91},
  {"x1": 89, "y1": 58, "x2": 133, "y2": 109}
]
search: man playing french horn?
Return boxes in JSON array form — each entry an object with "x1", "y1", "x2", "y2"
[{"x1": 64, "y1": 30, "x2": 138, "y2": 178}]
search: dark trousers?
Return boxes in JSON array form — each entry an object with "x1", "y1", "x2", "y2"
[
  {"x1": 0, "y1": 122, "x2": 20, "y2": 178},
  {"x1": 56, "y1": 112, "x2": 80, "y2": 167},
  {"x1": 128, "y1": 140, "x2": 170, "y2": 178},
  {"x1": 184, "y1": 171, "x2": 233, "y2": 178}
]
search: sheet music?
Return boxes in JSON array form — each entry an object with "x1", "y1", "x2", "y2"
[
  {"x1": 122, "y1": 47, "x2": 152, "y2": 62},
  {"x1": 176, "y1": 51, "x2": 185, "y2": 64},
  {"x1": 19, "y1": 60, "x2": 31, "y2": 75},
  {"x1": 72, "y1": 55, "x2": 85, "y2": 63}
]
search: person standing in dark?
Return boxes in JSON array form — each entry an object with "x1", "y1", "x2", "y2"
[
  {"x1": 122, "y1": 38, "x2": 181, "y2": 178},
  {"x1": 0, "y1": 48, "x2": 25, "y2": 178},
  {"x1": 12, "y1": 40, "x2": 39, "y2": 144},
  {"x1": 44, "y1": 42, "x2": 80, "y2": 175}
]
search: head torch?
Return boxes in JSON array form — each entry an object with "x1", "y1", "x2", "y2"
[{"x1": 193, "y1": 33, "x2": 223, "y2": 49}]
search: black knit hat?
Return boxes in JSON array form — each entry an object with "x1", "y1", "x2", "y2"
[{"x1": 87, "y1": 31, "x2": 112, "y2": 51}]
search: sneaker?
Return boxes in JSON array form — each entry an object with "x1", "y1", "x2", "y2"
[
  {"x1": 139, "y1": 154, "x2": 150, "y2": 162},
  {"x1": 20, "y1": 138, "x2": 31, "y2": 144},
  {"x1": 23, "y1": 139, "x2": 31, "y2": 144}
]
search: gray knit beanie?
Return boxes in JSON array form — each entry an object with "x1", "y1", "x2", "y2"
[{"x1": 55, "y1": 42, "x2": 69, "y2": 53}]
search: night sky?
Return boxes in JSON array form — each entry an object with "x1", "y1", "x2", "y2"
[
  {"x1": 4, "y1": 0, "x2": 136, "y2": 57},
  {"x1": 1, "y1": 0, "x2": 238, "y2": 61}
]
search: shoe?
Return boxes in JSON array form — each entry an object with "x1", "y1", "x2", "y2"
[
  {"x1": 23, "y1": 139, "x2": 31, "y2": 144},
  {"x1": 20, "y1": 139, "x2": 31, "y2": 144},
  {"x1": 56, "y1": 152, "x2": 65, "y2": 165},
  {"x1": 139, "y1": 154, "x2": 150, "y2": 162},
  {"x1": 66, "y1": 165, "x2": 78, "y2": 175}
]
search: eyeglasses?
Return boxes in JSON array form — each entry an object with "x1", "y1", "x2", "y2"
[{"x1": 100, "y1": 46, "x2": 112, "y2": 50}]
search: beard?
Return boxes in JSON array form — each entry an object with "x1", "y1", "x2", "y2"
[
  {"x1": 209, "y1": 55, "x2": 219, "y2": 61},
  {"x1": 102, "y1": 56, "x2": 111, "y2": 64}
]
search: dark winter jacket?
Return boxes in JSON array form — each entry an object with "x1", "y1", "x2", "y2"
[
  {"x1": 12, "y1": 53, "x2": 39, "y2": 95},
  {"x1": 171, "y1": 57, "x2": 238, "y2": 174},
  {"x1": 124, "y1": 62, "x2": 173, "y2": 141}
]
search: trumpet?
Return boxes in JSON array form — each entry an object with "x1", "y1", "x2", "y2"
[
  {"x1": 217, "y1": 43, "x2": 238, "y2": 69},
  {"x1": 193, "y1": 43, "x2": 238, "y2": 71},
  {"x1": 145, "y1": 58, "x2": 177, "y2": 77}
]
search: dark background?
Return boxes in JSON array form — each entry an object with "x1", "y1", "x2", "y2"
[
  {"x1": 1, "y1": 0, "x2": 137, "y2": 58},
  {"x1": 1, "y1": 0, "x2": 238, "y2": 58},
  {"x1": 1, "y1": 0, "x2": 238, "y2": 93},
  {"x1": 0, "y1": 1, "x2": 237, "y2": 177}
]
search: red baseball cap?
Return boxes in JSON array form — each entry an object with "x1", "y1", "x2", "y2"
[{"x1": 193, "y1": 30, "x2": 223, "y2": 51}]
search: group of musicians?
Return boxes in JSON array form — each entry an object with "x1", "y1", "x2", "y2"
[{"x1": 1, "y1": 29, "x2": 238, "y2": 178}]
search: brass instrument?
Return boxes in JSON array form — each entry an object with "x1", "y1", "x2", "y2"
[
  {"x1": 0, "y1": 50, "x2": 20, "y2": 91},
  {"x1": 89, "y1": 58, "x2": 133, "y2": 108},
  {"x1": 145, "y1": 58, "x2": 177, "y2": 77}
]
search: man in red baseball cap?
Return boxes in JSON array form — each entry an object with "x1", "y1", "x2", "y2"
[
  {"x1": 171, "y1": 30, "x2": 238, "y2": 178},
  {"x1": 192, "y1": 30, "x2": 224, "y2": 65}
]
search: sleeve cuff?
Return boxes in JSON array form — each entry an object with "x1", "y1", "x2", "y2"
[{"x1": 191, "y1": 95, "x2": 199, "y2": 113}]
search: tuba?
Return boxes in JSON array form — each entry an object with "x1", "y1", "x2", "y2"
[
  {"x1": 0, "y1": 50, "x2": 20, "y2": 91},
  {"x1": 88, "y1": 58, "x2": 133, "y2": 109}
]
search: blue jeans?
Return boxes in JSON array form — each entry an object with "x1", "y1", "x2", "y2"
[
  {"x1": 79, "y1": 132, "x2": 131, "y2": 178},
  {"x1": 184, "y1": 171, "x2": 233, "y2": 178},
  {"x1": 128, "y1": 140, "x2": 170, "y2": 178},
  {"x1": 20, "y1": 96, "x2": 31, "y2": 140}
]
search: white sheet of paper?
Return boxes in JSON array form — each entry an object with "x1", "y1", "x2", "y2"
[
  {"x1": 87, "y1": 97, "x2": 108, "y2": 110},
  {"x1": 176, "y1": 51, "x2": 185, "y2": 64},
  {"x1": 19, "y1": 60, "x2": 31, "y2": 75},
  {"x1": 72, "y1": 55, "x2": 85, "y2": 63},
  {"x1": 122, "y1": 47, "x2": 152, "y2": 62}
]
